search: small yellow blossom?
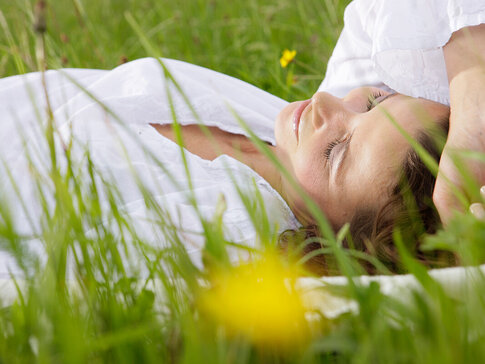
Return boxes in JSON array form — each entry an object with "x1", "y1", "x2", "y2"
[
  {"x1": 280, "y1": 49, "x2": 297, "y2": 68},
  {"x1": 198, "y1": 253, "x2": 311, "y2": 348}
]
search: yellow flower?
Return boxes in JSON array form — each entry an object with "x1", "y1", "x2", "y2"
[
  {"x1": 280, "y1": 49, "x2": 297, "y2": 68},
  {"x1": 198, "y1": 253, "x2": 311, "y2": 349}
]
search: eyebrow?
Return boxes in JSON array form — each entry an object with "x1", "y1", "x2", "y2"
[{"x1": 333, "y1": 93, "x2": 399, "y2": 183}]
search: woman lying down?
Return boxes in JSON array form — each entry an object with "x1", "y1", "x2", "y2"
[
  {"x1": 1, "y1": 0, "x2": 482, "y2": 277},
  {"x1": 0, "y1": 58, "x2": 449, "y2": 277}
]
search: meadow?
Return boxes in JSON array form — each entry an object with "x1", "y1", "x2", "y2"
[
  {"x1": 0, "y1": 0, "x2": 349, "y2": 99},
  {"x1": 1, "y1": 0, "x2": 485, "y2": 363}
]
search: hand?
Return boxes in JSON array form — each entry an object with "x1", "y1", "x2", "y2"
[
  {"x1": 470, "y1": 186, "x2": 485, "y2": 220},
  {"x1": 433, "y1": 115, "x2": 485, "y2": 225},
  {"x1": 434, "y1": 22, "x2": 485, "y2": 225}
]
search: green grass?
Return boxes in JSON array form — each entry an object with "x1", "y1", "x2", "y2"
[
  {"x1": 1, "y1": 0, "x2": 485, "y2": 363},
  {"x1": 0, "y1": 0, "x2": 348, "y2": 100}
]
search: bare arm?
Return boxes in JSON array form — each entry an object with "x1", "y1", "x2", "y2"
[{"x1": 433, "y1": 24, "x2": 485, "y2": 224}]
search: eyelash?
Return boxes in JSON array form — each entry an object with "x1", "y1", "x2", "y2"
[
  {"x1": 324, "y1": 91, "x2": 382, "y2": 162},
  {"x1": 366, "y1": 91, "x2": 384, "y2": 111},
  {"x1": 325, "y1": 91, "x2": 381, "y2": 161},
  {"x1": 324, "y1": 139, "x2": 340, "y2": 160},
  {"x1": 325, "y1": 134, "x2": 353, "y2": 160}
]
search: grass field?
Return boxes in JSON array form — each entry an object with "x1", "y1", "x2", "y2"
[
  {"x1": 0, "y1": 0, "x2": 349, "y2": 100},
  {"x1": 1, "y1": 0, "x2": 485, "y2": 363}
]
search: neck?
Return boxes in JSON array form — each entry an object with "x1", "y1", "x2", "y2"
[
  {"x1": 246, "y1": 144, "x2": 315, "y2": 226},
  {"x1": 230, "y1": 141, "x2": 283, "y2": 194}
]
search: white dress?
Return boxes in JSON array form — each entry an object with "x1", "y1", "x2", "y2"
[
  {"x1": 319, "y1": 0, "x2": 485, "y2": 105},
  {"x1": 1, "y1": 0, "x2": 484, "y2": 312},
  {"x1": 0, "y1": 58, "x2": 300, "y2": 278}
]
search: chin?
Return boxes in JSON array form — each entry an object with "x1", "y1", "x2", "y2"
[{"x1": 274, "y1": 102, "x2": 297, "y2": 146}]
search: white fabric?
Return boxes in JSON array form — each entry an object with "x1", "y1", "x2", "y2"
[
  {"x1": 299, "y1": 264, "x2": 485, "y2": 318},
  {"x1": 319, "y1": 0, "x2": 485, "y2": 105},
  {"x1": 0, "y1": 58, "x2": 300, "y2": 278},
  {"x1": 2, "y1": 0, "x2": 485, "y2": 316}
]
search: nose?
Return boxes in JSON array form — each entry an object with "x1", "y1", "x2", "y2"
[{"x1": 311, "y1": 92, "x2": 351, "y2": 130}]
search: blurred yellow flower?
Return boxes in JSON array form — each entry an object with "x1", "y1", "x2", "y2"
[
  {"x1": 280, "y1": 49, "x2": 297, "y2": 68},
  {"x1": 198, "y1": 253, "x2": 311, "y2": 348}
]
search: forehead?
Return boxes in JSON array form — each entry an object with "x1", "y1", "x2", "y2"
[{"x1": 333, "y1": 95, "x2": 445, "y2": 220}]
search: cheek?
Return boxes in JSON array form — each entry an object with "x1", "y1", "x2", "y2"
[
  {"x1": 293, "y1": 153, "x2": 326, "y2": 204},
  {"x1": 292, "y1": 152, "x2": 356, "y2": 228},
  {"x1": 291, "y1": 163, "x2": 342, "y2": 227}
]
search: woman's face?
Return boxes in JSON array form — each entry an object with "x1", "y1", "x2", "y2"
[{"x1": 274, "y1": 87, "x2": 449, "y2": 227}]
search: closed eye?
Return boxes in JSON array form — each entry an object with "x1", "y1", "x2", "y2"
[
  {"x1": 324, "y1": 139, "x2": 340, "y2": 160},
  {"x1": 324, "y1": 134, "x2": 351, "y2": 161},
  {"x1": 367, "y1": 92, "x2": 398, "y2": 111},
  {"x1": 366, "y1": 91, "x2": 384, "y2": 111}
]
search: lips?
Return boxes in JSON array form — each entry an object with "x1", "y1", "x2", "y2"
[{"x1": 293, "y1": 99, "x2": 311, "y2": 142}]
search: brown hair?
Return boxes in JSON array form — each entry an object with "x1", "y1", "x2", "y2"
[{"x1": 279, "y1": 115, "x2": 456, "y2": 275}]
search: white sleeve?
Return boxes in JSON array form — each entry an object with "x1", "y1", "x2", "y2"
[
  {"x1": 447, "y1": 0, "x2": 485, "y2": 35},
  {"x1": 318, "y1": 0, "x2": 485, "y2": 104},
  {"x1": 317, "y1": 0, "x2": 388, "y2": 97}
]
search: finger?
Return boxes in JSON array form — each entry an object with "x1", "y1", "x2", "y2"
[{"x1": 470, "y1": 203, "x2": 485, "y2": 219}]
